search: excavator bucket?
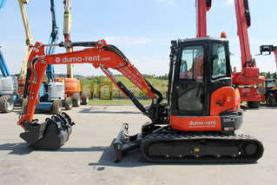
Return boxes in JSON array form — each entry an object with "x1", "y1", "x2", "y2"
[{"x1": 20, "y1": 112, "x2": 74, "y2": 150}]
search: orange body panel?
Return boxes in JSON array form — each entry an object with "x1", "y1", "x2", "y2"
[
  {"x1": 170, "y1": 87, "x2": 240, "y2": 132},
  {"x1": 170, "y1": 115, "x2": 222, "y2": 131},
  {"x1": 210, "y1": 86, "x2": 241, "y2": 116}
]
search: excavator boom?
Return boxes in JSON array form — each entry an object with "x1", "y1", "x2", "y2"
[
  {"x1": 19, "y1": 40, "x2": 163, "y2": 150},
  {"x1": 19, "y1": 40, "x2": 160, "y2": 126}
]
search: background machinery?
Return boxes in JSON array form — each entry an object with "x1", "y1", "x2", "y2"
[
  {"x1": 196, "y1": 0, "x2": 265, "y2": 109},
  {"x1": 0, "y1": 48, "x2": 17, "y2": 113},
  {"x1": 260, "y1": 45, "x2": 277, "y2": 69},
  {"x1": 18, "y1": 0, "x2": 72, "y2": 113},
  {"x1": 61, "y1": 0, "x2": 88, "y2": 107},
  {"x1": 0, "y1": 0, "x2": 18, "y2": 113},
  {"x1": 18, "y1": 36, "x2": 264, "y2": 163},
  {"x1": 260, "y1": 45, "x2": 277, "y2": 105}
]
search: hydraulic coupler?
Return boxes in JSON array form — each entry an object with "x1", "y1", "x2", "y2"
[{"x1": 20, "y1": 112, "x2": 74, "y2": 150}]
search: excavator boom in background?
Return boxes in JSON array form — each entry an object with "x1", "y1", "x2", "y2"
[
  {"x1": 18, "y1": 0, "x2": 32, "y2": 82},
  {"x1": 196, "y1": 0, "x2": 265, "y2": 108},
  {"x1": 59, "y1": 0, "x2": 87, "y2": 107}
]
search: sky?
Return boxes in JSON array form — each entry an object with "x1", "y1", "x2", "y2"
[{"x1": 0, "y1": 0, "x2": 276, "y2": 76}]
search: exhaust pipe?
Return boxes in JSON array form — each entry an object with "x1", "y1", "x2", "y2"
[{"x1": 20, "y1": 112, "x2": 74, "y2": 150}]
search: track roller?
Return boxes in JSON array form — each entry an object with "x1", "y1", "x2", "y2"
[{"x1": 20, "y1": 112, "x2": 75, "y2": 150}]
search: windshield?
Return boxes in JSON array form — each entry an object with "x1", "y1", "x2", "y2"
[{"x1": 179, "y1": 45, "x2": 204, "y2": 81}]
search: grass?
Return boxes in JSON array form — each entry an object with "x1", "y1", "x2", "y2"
[
  {"x1": 81, "y1": 75, "x2": 168, "y2": 99},
  {"x1": 89, "y1": 99, "x2": 152, "y2": 106}
]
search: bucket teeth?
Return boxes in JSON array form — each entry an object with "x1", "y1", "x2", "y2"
[{"x1": 20, "y1": 112, "x2": 74, "y2": 150}]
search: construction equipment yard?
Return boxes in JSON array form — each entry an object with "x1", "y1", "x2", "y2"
[
  {"x1": 0, "y1": 105, "x2": 276, "y2": 185},
  {"x1": 1, "y1": 0, "x2": 277, "y2": 184}
]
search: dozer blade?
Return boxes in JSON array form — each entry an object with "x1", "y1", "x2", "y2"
[
  {"x1": 20, "y1": 112, "x2": 75, "y2": 150},
  {"x1": 112, "y1": 123, "x2": 141, "y2": 162}
]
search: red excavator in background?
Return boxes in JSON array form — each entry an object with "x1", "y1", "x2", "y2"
[
  {"x1": 196, "y1": 0, "x2": 265, "y2": 108},
  {"x1": 18, "y1": 37, "x2": 264, "y2": 163}
]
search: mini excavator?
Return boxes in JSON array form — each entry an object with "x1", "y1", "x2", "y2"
[
  {"x1": 19, "y1": 38, "x2": 263, "y2": 163},
  {"x1": 18, "y1": 0, "x2": 264, "y2": 163}
]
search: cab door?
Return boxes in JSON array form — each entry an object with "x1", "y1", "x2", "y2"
[{"x1": 171, "y1": 43, "x2": 208, "y2": 116}]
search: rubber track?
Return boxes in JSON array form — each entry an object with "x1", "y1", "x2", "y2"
[{"x1": 141, "y1": 131, "x2": 264, "y2": 163}]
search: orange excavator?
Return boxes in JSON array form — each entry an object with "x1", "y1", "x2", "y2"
[{"x1": 19, "y1": 36, "x2": 264, "y2": 163}]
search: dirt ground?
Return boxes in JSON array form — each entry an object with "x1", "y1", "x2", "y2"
[{"x1": 0, "y1": 105, "x2": 276, "y2": 185}]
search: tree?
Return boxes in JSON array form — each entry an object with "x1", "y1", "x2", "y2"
[
  {"x1": 273, "y1": 72, "x2": 277, "y2": 79},
  {"x1": 267, "y1": 72, "x2": 271, "y2": 79}
]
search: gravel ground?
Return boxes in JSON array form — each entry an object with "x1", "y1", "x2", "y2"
[{"x1": 0, "y1": 105, "x2": 276, "y2": 185}]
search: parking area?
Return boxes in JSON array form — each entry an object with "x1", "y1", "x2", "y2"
[{"x1": 0, "y1": 106, "x2": 276, "y2": 185}]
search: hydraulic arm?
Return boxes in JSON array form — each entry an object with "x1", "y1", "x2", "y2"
[{"x1": 19, "y1": 40, "x2": 164, "y2": 149}]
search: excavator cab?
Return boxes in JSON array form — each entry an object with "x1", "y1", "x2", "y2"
[
  {"x1": 169, "y1": 38, "x2": 231, "y2": 116},
  {"x1": 167, "y1": 38, "x2": 243, "y2": 133}
]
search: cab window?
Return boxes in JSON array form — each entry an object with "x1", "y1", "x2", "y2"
[
  {"x1": 212, "y1": 43, "x2": 227, "y2": 79},
  {"x1": 179, "y1": 46, "x2": 204, "y2": 81}
]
